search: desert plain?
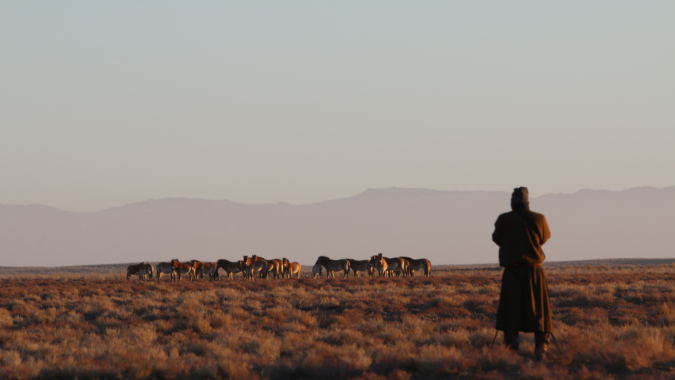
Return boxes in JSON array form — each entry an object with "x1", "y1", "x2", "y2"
[{"x1": 2, "y1": 263, "x2": 675, "y2": 379}]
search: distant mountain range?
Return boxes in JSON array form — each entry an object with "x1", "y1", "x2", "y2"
[{"x1": 1, "y1": 187, "x2": 673, "y2": 267}]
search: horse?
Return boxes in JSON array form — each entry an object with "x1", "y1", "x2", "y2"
[
  {"x1": 190, "y1": 260, "x2": 203, "y2": 278},
  {"x1": 373, "y1": 253, "x2": 407, "y2": 277},
  {"x1": 127, "y1": 262, "x2": 152, "y2": 281},
  {"x1": 391, "y1": 257, "x2": 409, "y2": 277},
  {"x1": 315, "y1": 256, "x2": 350, "y2": 278},
  {"x1": 191, "y1": 260, "x2": 217, "y2": 280},
  {"x1": 393, "y1": 257, "x2": 410, "y2": 277},
  {"x1": 252, "y1": 255, "x2": 284, "y2": 279},
  {"x1": 142, "y1": 263, "x2": 154, "y2": 280},
  {"x1": 138, "y1": 263, "x2": 155, "y2": 281},
  {"x1": 399, "y1": 256, "x2": 432, "y2": 277},
  {"x1": 242, "y1": 256, "x2": 268, "y2": 280},
  {"x1": 155, "y1": 261, "x2": 176, "y2": 281},
  {"x1": 238, "y1": 260, "x2": 251, "y2": 279},
  {"x1": 126, "y1": 263, "x2": 142, "y2": 280},
  {"x1": 270, "y1": 259, "x2": 286, "y2": 279},
  {"x1": 215, "y1": 259, "x2": 241, "y2": 280},
  {"x1": 312, "y1": 264, "x2": 323, "y2": 279},
  {"x1": 346, "y1": 259, "x2": 374, "y2": 278},
  {"x1": 282, "y1": 258, "x2": 301, "y2": 279},
  {"x1": 171, "y1": 259, "x2": 195, "y2": 281},
  {"x1": 251, "y1": 255, "x2": 285, "y2": 279},
  {"x1": 368, "y1": 255, "x2": 388, "y2": 277}
]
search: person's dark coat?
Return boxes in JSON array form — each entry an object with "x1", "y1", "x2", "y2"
[
  {"x1": 493, "y1": 208, "x2": 552, "y2": 333},
  {"x1": 493, "y1": 210, "x2": 550, "y2": 267}
]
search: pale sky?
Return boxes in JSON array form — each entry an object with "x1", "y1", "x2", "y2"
[{"x1": 1, "y1": 2, "x2": 673, "y2": 212}]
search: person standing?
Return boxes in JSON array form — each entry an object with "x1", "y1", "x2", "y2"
[{"x1": 492, "y1": 187, "x2": 552, "y2": 360}]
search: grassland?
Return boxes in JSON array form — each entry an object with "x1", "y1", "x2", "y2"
[{"x1": 2, "y1": 265, "x2": 675, "y2": 379}]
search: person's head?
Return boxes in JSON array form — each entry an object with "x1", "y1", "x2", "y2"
[{"x1": 511, "y1": 187, "x2": 529, "y2": 210}]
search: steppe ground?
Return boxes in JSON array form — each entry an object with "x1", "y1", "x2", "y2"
[{"x1": 2, "y1": 264, "x2": 675, "y2": 380}]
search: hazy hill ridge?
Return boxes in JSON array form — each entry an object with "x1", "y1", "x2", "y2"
[{"x1": 1, "y1": 187, "x2": 673, "y2": 267}]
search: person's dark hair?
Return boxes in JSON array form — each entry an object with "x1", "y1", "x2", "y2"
[{"x1": 511, "y1": 187, "x2": 529, "y2": 210}]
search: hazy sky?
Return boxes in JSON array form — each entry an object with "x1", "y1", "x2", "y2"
[{"x1": 1, "y1": 2, "x2": 673, "y2": 212}]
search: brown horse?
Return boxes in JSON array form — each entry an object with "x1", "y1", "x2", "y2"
[
  {"x1": 242, "y1": 256, "x2": 268, "y2": 280},
  {"x1": 392, "y1": 258, "x2": 410, "y2": 277},
  {"x1": 190, "y1": 260, "x2": 204, "y2": 278},
  {"x1": 346, "y1": 259, "x2": 374, "y2": 278},
  {"x1": 155, "y1": 261, "x2": 176, "y2": 281},
  {"x1": 192, "y1": 261, "x2": 217, "y2": 280},
  {"x1": 270, "y1": 259, "x2": 285, "y2": 279},
  {"x1": 315, "y1": 256, "x2": 350, "y2": 278},
  {"x1": 189, "y1": 260, "x2": 217, "y2": 280},
  {"x1": 215, "y1": 259, "x2": 242, "y2": 280},
  {"x1": 376, "y1": 253, "x2": 407, "y2": 277},
  {"x1": 282, "y1": 258, "x2": 301, "y2": 279},
  {"x1": 368, "y1": 255, "x2": 388, "y2": 276},
  {"x1": 399, "y1": 256, "x2": 432, "y2": 277},
  {"x1": 282, "y1": 257, "x2": 291, "y2": 276},
  {"x1": 251, "y1": 255, "x2": 284, "y2": 279},
  {"x1": 171, "y1": 259, "x2": 195, "y2": 281}
]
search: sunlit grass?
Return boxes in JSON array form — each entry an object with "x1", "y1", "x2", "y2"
[{"x1": 1, "y1": 265, "x2": 675, "y2": 379}]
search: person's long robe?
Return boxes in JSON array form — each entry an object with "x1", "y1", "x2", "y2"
[{"x1": 492, "y1": 209, "x2": 552, "y2": 333}]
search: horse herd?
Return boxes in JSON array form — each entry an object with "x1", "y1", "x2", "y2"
[{"x1": 126, "y1": 253, "x2": 431, "y2": 281}]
